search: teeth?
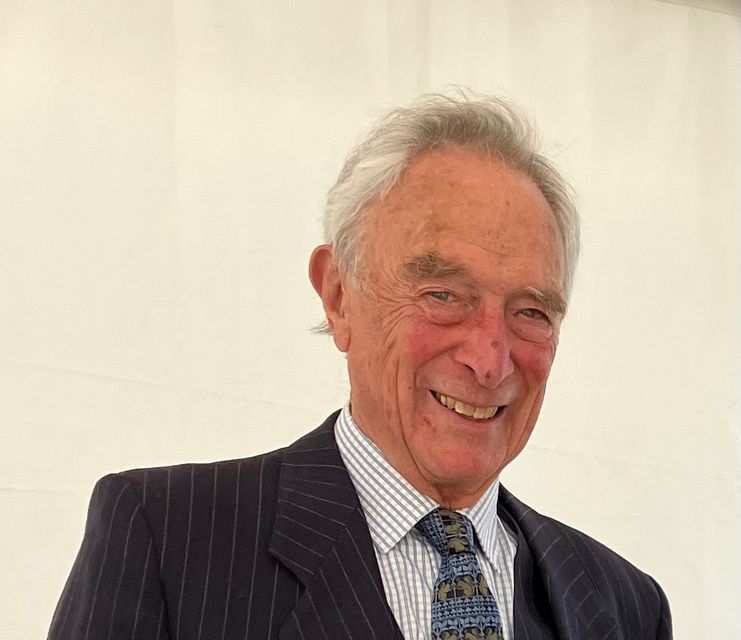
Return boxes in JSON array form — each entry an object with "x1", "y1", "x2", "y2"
[{"x1": 434, "y1": 392, "x2": 499, "y2": 420}]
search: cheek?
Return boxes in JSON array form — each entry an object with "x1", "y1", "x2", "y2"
[
  {"x1": 514, "y1": 341, "x2": 557, "y2": 385},
  {"x1": 403, "y1": 320, "x2": 453, "y2": 367},
  {"x1": 405, "y1": 321, "x2": 435, "y2": 351}
]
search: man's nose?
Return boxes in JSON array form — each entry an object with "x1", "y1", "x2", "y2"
[{"x1": 452, "y1": 313, "x2": 515, "y2": 388}]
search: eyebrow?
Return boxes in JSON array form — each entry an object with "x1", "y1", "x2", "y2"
[
  {"x1": 523, "y1": 286, "x2": 567, "y2": 316},
  {"x1": 402, "y1": 252, "x2": 469, "y2": 279},
  {"x1": 402, "y1": 251, "x2": 567, "y2": 315}
]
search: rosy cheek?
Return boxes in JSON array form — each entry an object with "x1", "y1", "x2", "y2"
[
  {"x1": 404, "y1": 320, "x2": 452, "y2": 358},
  {"x1": 513, "y1": 341, "x2": 557, "y2": 382}
]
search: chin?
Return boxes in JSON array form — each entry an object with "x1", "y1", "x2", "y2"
[{"x1": 426, "y1": 448, "x2": 501, "y2": 487}]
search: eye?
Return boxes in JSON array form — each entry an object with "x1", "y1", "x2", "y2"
[
  {"x1": 420, "y1": 289, "x2": 470, "y2": 325},
  {"x1": 426, "y1": 290, "x2": 454, "y2": 303},
  {"x1": 510, "y1": 307, "x2": 555, "y2": 342},
  {"x1": 518, "y1": 308, "x2": 549, "y2": 322}
]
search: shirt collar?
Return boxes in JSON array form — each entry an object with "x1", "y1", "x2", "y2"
[
  {"x1": 334, "y1": 404, "x2": 502, "y2": 564},
  {"x1": 462, "y1": 477, "x2": 501, "y2": 567}
]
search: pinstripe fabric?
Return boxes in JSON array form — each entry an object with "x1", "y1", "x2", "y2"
[
  {"x1": 499, "y1": 490, "x2": 672, "y2": 640},
  {"x1": 335, "y1": 406, "x2": 517, "y2": 640},
  {"x1": 50, "y1": 452, "x2": 300, "y2": 640},
  {"x1": 49, "y1": 410, "x2": 672, "y2": 640}
]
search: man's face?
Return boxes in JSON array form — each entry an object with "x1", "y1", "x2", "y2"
[{"x1": 325, "y1": 147, "x2": 565, "y2": 507}]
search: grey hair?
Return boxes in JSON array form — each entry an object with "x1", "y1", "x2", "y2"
[{"x1": 323, "y1": 91, "x2": 580, "y2": 303}]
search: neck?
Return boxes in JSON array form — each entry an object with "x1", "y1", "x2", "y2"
[{"x1": 415, "y1": 477, "x2": 495, "y2": 510}]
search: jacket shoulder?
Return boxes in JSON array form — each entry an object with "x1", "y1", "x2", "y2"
[
  {"x1": 552, "y1": 517, "x2": 672, "y2": 638},
  {"x1": 115, "y1": 410, "x2": 341, "y2": 503},
  {"x1": 50, "y1": 414, "x2": 341, "y2": 640},
  {"x1": 500, "y1": 487, "x2": 672, "y2": 638},
  {"x1": 547, "y1": 515, "x2": 665, "y2": 594},
  {"x1": 118, "y1": 447, "x2": 285, "y2": 504}
]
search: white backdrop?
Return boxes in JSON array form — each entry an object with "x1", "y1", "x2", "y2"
[{"x1": 1, "y1": 1, "x2": 739, "y2": 638}]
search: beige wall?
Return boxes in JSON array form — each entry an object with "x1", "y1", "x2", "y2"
[{"x1": 1, "y1": 1, "x2": 739, "y2": 637}]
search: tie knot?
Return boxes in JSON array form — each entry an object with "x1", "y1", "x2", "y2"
[{"x1": 415, "y1": 508, "x2": 476, "y2": 557}]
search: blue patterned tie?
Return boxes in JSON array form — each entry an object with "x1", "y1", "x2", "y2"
[{"x1": 416, "y1": 508, "x2": 504, "y2": 640}]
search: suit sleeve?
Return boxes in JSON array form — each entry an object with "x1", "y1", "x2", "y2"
[
  {"x1": 653, "y1": 576, "x2": 673, "y2": 639},
  {"x1": 48, "y1": 474, "x2": 169, "y2": 640}
]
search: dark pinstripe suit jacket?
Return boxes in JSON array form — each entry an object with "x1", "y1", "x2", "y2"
[{"x1": 49, "y1": 411, "x2": 672, "y2": 640}]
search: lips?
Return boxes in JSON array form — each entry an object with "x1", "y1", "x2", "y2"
[{"x1": 432, "y1": 391, "x2": 500, "y2": 420}]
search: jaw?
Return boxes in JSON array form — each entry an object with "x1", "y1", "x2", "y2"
[
  {"x1": 408, "y1": 387, "x2": 545, "y2": 505},
  {"x1": 389, "y1": 391, "x2": 507, "y2": 503},
  {"x1": 348, "y1": 381, "x2": 537, "y2": 508}
]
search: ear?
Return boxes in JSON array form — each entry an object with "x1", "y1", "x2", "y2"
[{"x1": 308, "y1": 244, "x2": 352, "y2": 352}]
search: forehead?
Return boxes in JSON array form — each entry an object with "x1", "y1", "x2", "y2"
[{"x1": 364, "y1": 147, "x2": 563, "y2": 285}]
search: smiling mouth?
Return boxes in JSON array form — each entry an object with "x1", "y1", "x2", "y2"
[{"x1": 431, "y1": 391, "x2": 501, "y2": 420}]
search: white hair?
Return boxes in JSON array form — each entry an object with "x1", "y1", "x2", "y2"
[{"x1": 323, "y1": 91, "x2": 580, "y2": 303}]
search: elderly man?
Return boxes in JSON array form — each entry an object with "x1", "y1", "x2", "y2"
[{"x1": 50, "y1": 95, "x2": 672, "y2": 640}]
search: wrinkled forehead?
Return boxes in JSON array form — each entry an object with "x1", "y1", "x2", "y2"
[{"x1": 362, "y1": 147, "x2": 562, "y2": 269}]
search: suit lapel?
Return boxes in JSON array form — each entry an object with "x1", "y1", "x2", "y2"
[
  {"x1": 269, "y1": 413, "x2": 402, "y2": 640},
  {"x1": 269, "y1": 416, "x2": 619, "y2": 640},
  {"x1": 499, "y1": 487, "x2": 618, "y2": 640}
]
